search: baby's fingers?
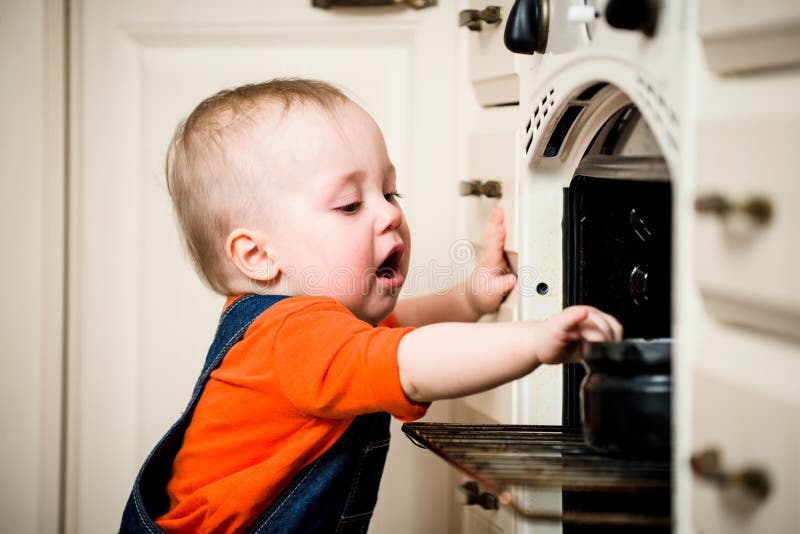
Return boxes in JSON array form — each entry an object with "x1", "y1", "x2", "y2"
[
  {"x1": 601, "y1": 311, "x2": 624, "y2": 341},
  {"x1": 579, "y1": 309, "x2": 618, "y2": 342},
  {"x1": 557, "y1": 306, "x2": 590, "y2": 341},
  {"x1": 479, "y1": 207, "x2": 507, "y2": 268},
  {"x1": 590, "y1": 310, "x2": 623, "y2": 341}
]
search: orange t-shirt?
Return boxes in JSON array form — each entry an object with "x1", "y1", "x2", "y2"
[{"x1": 155, "y1": 295, "x2": 427, "y2": 534}]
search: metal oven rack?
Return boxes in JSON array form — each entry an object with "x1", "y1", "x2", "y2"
[{"x1": 402, "y1": 423, "x2": 671, "y2": 528}]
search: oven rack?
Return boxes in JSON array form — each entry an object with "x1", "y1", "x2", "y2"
[{"x1": 401, "y1": 422, "x2": 671, "y2": 528}]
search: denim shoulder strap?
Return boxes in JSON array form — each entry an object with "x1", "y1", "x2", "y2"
[
  {"x1": 194, "y1": 294, "x2": 288, "y2": 396},
  {"x1": 120, "y1": 293, "x2": 288, "y2": 533}
]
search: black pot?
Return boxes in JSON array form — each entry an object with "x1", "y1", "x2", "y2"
[{"x1": 580, "y1": 338, "x2": 671, "y2": 457}]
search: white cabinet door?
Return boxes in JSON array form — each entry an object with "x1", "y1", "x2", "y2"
[
  {"x1": 698, "y1": 0, "x2": 800, "y2": 74},
  {"x1": 688, "y1": 32, "x2": 800, "y2": 534},
  {"x1": 458, "y1": 104, "x2": 521, "y2": 424},
  {"x1": 693, "y1": 69, "x2": 800, "y2": 339},
  {"x1": 691, "y1": 324, "x2": 800, "y2": 534},
  {"x1": 67, "y1": 1, "x2": 458, "y2": 532},
  {"x1": 461, "y1": 0, "x2": 519, "y2": 106},
  {"x1": 462, "y1": 105, "x2": 521, "y2": 254}
]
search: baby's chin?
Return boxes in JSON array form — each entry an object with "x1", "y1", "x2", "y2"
[{"x1": 353, "y1": 298, "x2": 400, "y2": 326}]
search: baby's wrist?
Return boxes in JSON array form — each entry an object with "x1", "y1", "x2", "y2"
[{"x1": 456, "y1": 282, "x2": 483, "y2": 322}]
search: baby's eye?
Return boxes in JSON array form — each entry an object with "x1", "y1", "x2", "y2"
[
  {"x1": 337, "y1": 201, "x2": 362, "y2": 214},
  {"x1": 384, "y1": 191, "x2": 403, "y2": 203}
]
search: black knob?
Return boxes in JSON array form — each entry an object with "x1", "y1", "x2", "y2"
[
  {"x1": 605, "y1": 0, "x2": 660, "y2": 37},
  {"x1": 629, "y1": 264, "x2": 649, "y2": 306},
  {"x1": 503, "y1": 0, "x2": 549, "y2": 55}
]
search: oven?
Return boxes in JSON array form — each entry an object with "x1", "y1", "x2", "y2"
[
  {"x1": 407, "y1": 0, "x2": 800, "y2": 532},
  {"x1": 405, "y1": 84, "x2": 677, "y2": 531}
]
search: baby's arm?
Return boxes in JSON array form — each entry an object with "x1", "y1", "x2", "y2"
[
  {"x1": 393, "y1": 207, "x2": 516, "y2": 326},
  {"x1": 397, "y1": 305, "x2": 623, "y2": 402}
]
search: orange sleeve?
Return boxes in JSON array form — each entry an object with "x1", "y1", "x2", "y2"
[
  {"x1": 273, "y1": 298, "x2": 428, "y2": 421},
  {"x1": 378, "y1": 313, "x2": 399, "y2": 328}
]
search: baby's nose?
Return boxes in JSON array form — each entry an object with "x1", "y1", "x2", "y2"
[{"x1": 375, "y1": 200, "x2": 403, "y2": 233}]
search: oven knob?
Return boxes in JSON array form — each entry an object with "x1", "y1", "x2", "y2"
[
  {"x1": 503, "y1": 0, "x2": 549, "y2": 55},
  {"x1": 629, "y1": 264, "x2": 649, "y2": 306},
  {"x1": 605, "y1": 0, "x2": 660, "y2": 37}
]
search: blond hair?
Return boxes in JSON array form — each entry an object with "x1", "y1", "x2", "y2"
[{"x1": 165, "y1": 78, "x2": 348, "y2": 294}]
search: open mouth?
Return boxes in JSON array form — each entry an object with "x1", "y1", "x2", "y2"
[{"x1": 377, "y1": 246, "x2": 403, "y2": 279}]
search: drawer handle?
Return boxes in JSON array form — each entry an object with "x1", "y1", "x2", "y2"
[
  {"x1": 312, "y1": 0, "x2": 436, "y2": 9},
  {"x1": 459, "y1": 6, "x2": 503, "y2": 31},
  {"x1": 690, "y1": 448, "x2": 772, "y2": 506},
  {"x1": 694, "y1": 194, "x2": 772, "y2": 225},
  {"x1": 460, "y1": 481, "x2": 499, "y2": 510},
  {"x1": 459, "y1": 180, "x2": 503, "y2": 198}
]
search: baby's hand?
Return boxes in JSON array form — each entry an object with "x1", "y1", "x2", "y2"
[
  {"x1": 465, "y1": 207, "x2": 517, "y2": 317},
  {"x1": 535, "y1": 306, "x2": 623, "y2": 365}
]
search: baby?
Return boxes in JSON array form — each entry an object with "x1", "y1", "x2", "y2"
[{"x1": 120, "y1": 78, "x2": 622, "y2": 534}]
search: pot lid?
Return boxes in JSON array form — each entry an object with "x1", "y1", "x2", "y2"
[{"x1": 584, "y1": 338, "x2": 671, "y2": 365}]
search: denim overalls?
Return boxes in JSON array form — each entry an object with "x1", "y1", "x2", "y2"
[{"x1": 120, "y1": 294, "x2": 392, "y2": 533}]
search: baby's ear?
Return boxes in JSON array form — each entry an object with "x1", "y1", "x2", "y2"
[{"x1": 226, "y1": 228, "x2": 280, "y2": 282}]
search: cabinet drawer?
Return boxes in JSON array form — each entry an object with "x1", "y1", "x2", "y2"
[
  {"x1": 698, "y1": 0, "x2": 800, "y2": 74},
  {"x1": 463, "y1": 496, "x2": 513, "y2": 534},
  {"x1": 459, "y1": 105, "x2": 521, "y2": 425},
  {"x1": 460, "y1": 105, "x2": 520, "y2": 254},
  {"x1": 691, "y1": 329, "x2": 800, "y2": 534},
  {"x1": 462, "y1": 0, "x2": 519, "y2": 106},
  {"x1": 693, "y1": 71, "x2": 800, "y2": 337}
]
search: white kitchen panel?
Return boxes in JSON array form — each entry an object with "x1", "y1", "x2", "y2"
[
  {"x1": 691, "y1": 323, "x2": 800, "y2": 534},
  {"x1": 698, "y1": 0, "x2": 800, "y2": 74},
  {"x1": 462, "y1": 105, "x2": 520, "y2": 254},
  {"x1": 464, "y1": 499, "x2": 514, "y2": 534},
  {"x1": 693, "y1": 68, "x2": 800, "y2": 339},
  {"x1": 461, "y1": 0, "x2": 519, "y2": 106}
]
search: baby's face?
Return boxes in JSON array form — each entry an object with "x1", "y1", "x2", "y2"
[{"x1": 253, "y1": 100, "x2": 411, "y2": 324}]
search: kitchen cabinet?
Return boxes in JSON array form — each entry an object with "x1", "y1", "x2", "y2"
[
  {"x1": 697, "y1": 0, "x2": 800, "y2": 74},
  {"x1": 457, "y1": 0, "x2": 523, "y2": 426},
  {"x1": 461, "y1": 105, "x2": 521, "y2": 255},
  {"x1": 687, "y1": 22, "x2": 800, "y2": 534},
  {"x1": 693, "y1": 67, "x2": 800, "y2": 340},
  {"x1": 455, "y1": 6, "x2": 524, "y2": 534},
  {"x1": 461, "y1": 0, "x2": 520, "y2": 106},
  {"x1": 691, "y1": 330, "x2": 800, "y2": 534},
  {"x1": 457, "y1": 70, "x2": 522, "y2": 431}
]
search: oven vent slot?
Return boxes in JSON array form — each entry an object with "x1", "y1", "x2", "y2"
[
  {"x1": 523, "y1": 88, "x2": 556, "y2": 155},
  {"x1": 634, "y1": 76, "x2": 679, "y2": 152},
  {"x1": 544, "y1": 105, "x2": 584, "y2": 158},
  {"x1": 576, "y1": 82, "x2": 608, "y2": 101}
]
